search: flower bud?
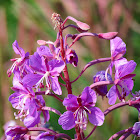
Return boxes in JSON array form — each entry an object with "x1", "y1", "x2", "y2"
[
  {"x1": 76, "y1": 21, "x2": 90, "y2": 31},
  {"x1": 93, "y1": 71, "x2": 112, "y2": 96},
  {"x1": 98, "y1": 32, "x2": 118, "y2": 40},
  {"x1": 66, "y1": 49, "x2": 78, "y2": 67}
]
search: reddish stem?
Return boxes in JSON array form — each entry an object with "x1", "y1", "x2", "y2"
[
  {"x1": 104, "y1": 102, "x2": 129, "y2": 116},
  {"x1": 108, "y1": 127, "x2": 132, "y2": 140},
  {"x1": 84, "y1": 126, "x2": 97, "y2": 140},
  {"x1": 85, "y1": 99, "x2": 140, "y2": 140},
  {"x1": 71, "y1": 57, "x2": 111, "y2": 83},
  {"x1": 35, "y1": 91, "x2": 63, "y2": 102},
  {"x1": 28, "y1": 127, "x2": 57, "y2": 135},
  {"x1": 42, "y1": 106, "x2": 62, "y2": 116},
  {"x1": 119, "y1": 132, "x2": 132, "y2": 140},
  {"x1": 55, "y1": 133, "x2": 72, "y2": 140},
  {"x1": 59, "y1": 28, "x2": 72, "y2": 94},
  {"x1": 75, "y1": 125, "x2": 83, "y2": 140},
  {"x1": 90, "y1": 80, "x2": 114, "y2": 89}
]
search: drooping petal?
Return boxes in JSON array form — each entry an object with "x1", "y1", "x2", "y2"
[
  {"x1": 58, "y1": 111, "x2": 75, "y2": 130},
  {"x1": 88, "y1": 107, "x2": 104, "y2": 126},
  {"x1": 107, "y1": 85, "x2": 118, "y2": 105},
  {"x1": 63, "y1": 94, "x2": 78, "y2": 111},
  {"x1": 81, "y1": 87, "x2": 97, "y2": 106},
  {"x1": 51, "y1": 76, "x2": 62, "y2": 95}
]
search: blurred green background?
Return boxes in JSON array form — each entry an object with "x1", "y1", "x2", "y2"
[{"x1": 0, "y1": 0, "x2": 140, "y2": 139}]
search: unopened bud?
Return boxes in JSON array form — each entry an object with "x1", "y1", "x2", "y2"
[
  {"x1": 98, "y1": 32, "x2": 118, "y2": 40},
  {"x1": 37, "y1": 40, "x2": 54, "y2": 46},
  {"x1": 76, "y1": 21, "x2": 90, "y2": 31},
  {"x1": 37, "y1": 40, "x2": 47, "y2": 46}
]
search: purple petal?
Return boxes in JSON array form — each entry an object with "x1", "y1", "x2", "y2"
[
  {"x1": 117, "y1": 60, "x2": 136, "y2": 78},
  {"x1": 36, "y1": 95, "x2": 45, "y2": 106},
  {"x1": 58, "y1": 111, "x2": 75, "y2": 130},
  {"x1": 51, "y1": 77, "x2": 62, "y2": 95},
  {"x1": 9, "y1": 92, "x2": 24, "y2": 109},
  {"x1": 110, "y1": 37, "x2": 126, "y2": 59},
  {"x1": 42, "y1": 110, "x2": 50, "y2": 123},
  {"x1": 132, "y1": 122, "x2": 140, "y2": 136},
  {"x1": 107, "y1": 85, "x2": 118, "y2": 105},
  {"x1": 24, "y1": 105, "x2": 40, "y2": 128},
  {"x1": 49, "y1": 59, "x2": 65, "y2": 76},
  {"x1": 114, "y1": 58, "x2": 128, "y2": 70},
  {"x1": 12, "y1": 70, "x2": 26, "y2": 91},
  {"x1": 12, "y1": 40, "x2": 25, "y2": 56},
  {"x1": 37, "y1": 45, "x2": 53, "y2": 59},
  {"x1": 5, "y1": 126, "x2": 28, "y2": 140},
  {"x1": 88, "y1": 107, "x2": 104, "y2": 126},
  {"x1": 81, "y1": 87, "x2": 96, "y2": 106},
  {"x1": 36, "y1": 132, "x2": 55, "y2": 140},
  {"x1": 29, "y1": 52, "x2": 45, "y2": 72},
  {"x1": 119, "y1": 79, "x2": 134, "y2": 96},
  {"x1": 63, "y1": 94, "x2": 78, "y2": 111},
  {"x1": 22, "y1": 73, "x2": 42, "y2": 87}
]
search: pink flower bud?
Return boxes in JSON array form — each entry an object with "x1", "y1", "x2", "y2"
[
  {"x1": 37, "y1": 40, "x2": 47, "y2": 45},
  {"x1": 98, "y1": 32, "x2": 118, "y2": 40},
  {"x1": 76, "y1": 21, "x2": 90, "y2": 31}
]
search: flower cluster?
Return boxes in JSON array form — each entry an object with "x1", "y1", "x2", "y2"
[{"x1": 3, "y1": 13, "x2": 140, "y2": 140}]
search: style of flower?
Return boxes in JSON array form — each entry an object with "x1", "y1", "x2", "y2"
[
  {"x1": 9, "y1": 71, "x2": 49, "y2": 128},
  {"x1": 22, "y1": 52, "x2": 65, "y2": 95},
  {"x1": 58, "y1": 87, "x2": 104, "y2": 130},
  {"x1": 5, "y1": 126, "x2": 28, "y2": 140},
  {"x1": 7, "y1": 40, "x2": 29, "y2": 77},
  {"x1": 107, "y1": 58, "x2": 136, "y2": 105},
  {"x1": 93, "y1": 71, "x2": 112, "y2": 96}
]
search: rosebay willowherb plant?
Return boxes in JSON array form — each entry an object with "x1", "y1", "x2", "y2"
[{"x1": 3, "y1": 13, "x2": 140, "y2": 140}]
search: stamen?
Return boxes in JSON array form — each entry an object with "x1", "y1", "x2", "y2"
[{"x1": 84, "y1": 106, "x2": 91, "y2": 114}]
